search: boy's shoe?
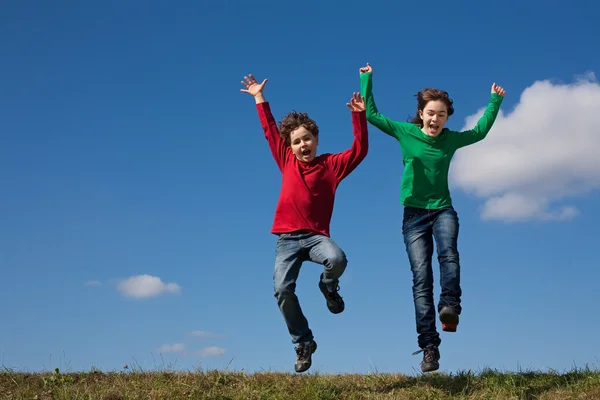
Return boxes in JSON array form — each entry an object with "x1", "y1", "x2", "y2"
[
  {"x1": 413, "y1": 345, "x2": 440, "y2": 373},
  {"x1": 294, "y1": 340, "x2": 317, "y2": 373},
  {"x1": 318, "y1": 280, "x2": 345, "y2": 314},
  {"x1": 439, "y1": 306, "x2": 459, "y2": 332}
]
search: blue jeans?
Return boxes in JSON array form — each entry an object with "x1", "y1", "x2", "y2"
[
  {"x1": 402, "y1": 206, "x2": 462, "y2": 349},
  {"x1": 273, "y1": 231, "x2": 348, "y2": 344}
]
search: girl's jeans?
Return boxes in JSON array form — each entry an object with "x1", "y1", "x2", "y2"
[{"x1": 402, "y1": 206, "x2": 462, "y2": 349}]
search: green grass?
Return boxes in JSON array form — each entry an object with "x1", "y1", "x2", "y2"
[{"x1": 2, "y1": 366, "x2": 599, "y2": 399}]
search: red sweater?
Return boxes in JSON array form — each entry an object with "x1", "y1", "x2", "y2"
[{"x1": 257, "y1": 102, "x2": 369, "y2": 237}]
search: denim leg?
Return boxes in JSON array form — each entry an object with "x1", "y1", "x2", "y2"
[
  {"x1": 273, "y1": 234, "x2": 313, "y2": 344},
  {"x1": 403, "y1": 207, "x2": 440, "y2": 349},
  {"x1": 306, "y1": 235, "x2": 348, "y2": 292},
  {"x1": 432, "y1": 207, "x2": 462, "y2": 315}
]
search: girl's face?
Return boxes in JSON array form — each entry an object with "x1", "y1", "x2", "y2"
[{"x1": 419, "y1": 100, "x2": 449, "y2": 137}]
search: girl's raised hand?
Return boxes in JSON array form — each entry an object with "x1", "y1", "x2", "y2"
[
  {"x1": 359, "y1": 63, "x2": 372, "y2": 74},
  {"x1": 491, "y1": 83, "x2": 506, "y2": 97},
  {"x1": 346, "y1": 92, "x2": 365, "y2": 112}
]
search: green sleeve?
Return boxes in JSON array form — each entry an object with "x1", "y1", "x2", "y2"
[
  {"x1": 360, "y1": 72, "x2": 409, "y2": 140},
  {"x1": 449, "y1": 93, "x2": 504, "y2": 148}
]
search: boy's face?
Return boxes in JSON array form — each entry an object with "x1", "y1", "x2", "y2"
[{"x1": 290, "y1": 126, "x2": 318, "y2": 163}]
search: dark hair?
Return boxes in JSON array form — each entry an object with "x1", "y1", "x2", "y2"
[
  {"x1": 410, "y1": 88, "x2": 455, "y2": 127},
  {"x1": 278, "y1": 111, "x2": 319, "y2": 145}
]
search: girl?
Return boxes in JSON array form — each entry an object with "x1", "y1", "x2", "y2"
[{"x1": 359, "y1": 63, "x2": 505, "y2": 372}]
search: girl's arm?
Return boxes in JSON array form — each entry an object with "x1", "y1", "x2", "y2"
[
  {"x1": 359, "y1": 65, "x2": 410, "y2": 140},
  {"x1": 448, "y1": 83, "x2": 506, "y2": 149}
]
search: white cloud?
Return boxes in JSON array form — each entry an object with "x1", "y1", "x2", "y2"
[
  {"x1": 575, "y1": 71, "x2": 596, "y2": 83},
  {"x1": 189, "y1": 330, "x2": 220, "y2": 339},
  {"x1": 197, "y1": 347, "x2": 226, "y2": 357},
  {"x1": 116, "y1": 274, "x2": 181, "y2": 299},
  {"x1": 479, "y1": 193, "x2": 579, "y2": 222},
  {"x1": 84, "y1": 280, "x2": 102, "y2": 287},
  {"x1": 449, "y1": 73, "x2": 600, "y2": 222},
  {"x1": 156, "y1": 343, "x2": 185, "y2": 354}
]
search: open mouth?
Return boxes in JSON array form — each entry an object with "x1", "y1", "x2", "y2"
[{"x1": 301, "y1": 149, "x2": 311, "y2": 156}]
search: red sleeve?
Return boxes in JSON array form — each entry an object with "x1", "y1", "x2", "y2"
[
  {"x1": 326, "y1": 111, "x2": 369, "y2": 182},
  {"x1": 257, "y1": 102, "x2": 291, "y2": 171}
]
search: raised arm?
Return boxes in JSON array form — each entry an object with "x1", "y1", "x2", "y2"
[
  {"x1": 327, "y1": 92, "x2": 369, "y2": 182},
  {"x1": 359, "y1": 63, "x2": 409, "y2": 140},
  {"x1": 449, "y1": 83, "x2": 506, "y2": 149},
  {"x1": 240, "y1": 74, "x2": 291, "y2": 171}
]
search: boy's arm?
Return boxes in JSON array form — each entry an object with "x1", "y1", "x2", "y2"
[
  {"x1": 241, "y1": 74, "x2": 291, "y2": 170},
  {"x1": 449, "y1": 83, "x2": 506, "y2": 149},
  {"x1": 327, "y1": 93, "x2": 369, "y2": 182},
  {"x1": 257, "y1": 102, "x2": 291, "y2": 171},
  {"x1": 359, "y1": 65, "x2": 409, "y2": 140}
]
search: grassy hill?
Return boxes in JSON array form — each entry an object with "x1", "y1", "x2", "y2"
[{"x1": 2, "y1": 367, "x2": 599, "y2": 399}]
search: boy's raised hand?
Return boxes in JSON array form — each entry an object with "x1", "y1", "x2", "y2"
[
  {"x1": 241, "y1": 74, "x2": 268, "y2": 103},
  {"x1": 346, "y1": 92, "x2": 365, "y2": 112},
  {"x1": 491, "y1": 83, "x2": 506, "y2": 97},
  {"x1": 359, "y1": 63, "x2": 372, "y2": 74}
]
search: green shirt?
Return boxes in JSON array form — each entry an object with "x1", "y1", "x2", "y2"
[{"x1": 360, "y1": 72, "x2": 503, "y2": 209}]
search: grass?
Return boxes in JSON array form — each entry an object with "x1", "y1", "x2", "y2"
[{"x1": 1, "y1": 366, "x2": 600, "y2": 399}]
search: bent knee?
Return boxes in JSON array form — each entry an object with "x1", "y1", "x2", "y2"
[{"x1": 327, "y1": 251, "x2": 347, "y2": 271}]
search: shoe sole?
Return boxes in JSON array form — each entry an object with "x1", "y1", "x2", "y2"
[
  {"x1": 421, "y1": 363, "x2": 439, "y2": 373},
  {"x1": 439, "y1": 307, "x2": 458, "y2": 332},
  {"x1": 329, "y1": 303, "x2": 344, "y2": 314}
]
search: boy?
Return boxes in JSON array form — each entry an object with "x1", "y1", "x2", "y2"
[{"x1": 240, "y1": 74, "x2": 369, "y2": 372}]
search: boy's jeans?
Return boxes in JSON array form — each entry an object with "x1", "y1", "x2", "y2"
[
  {"x1": 402, "y1": 206, "x2": 462, "y2": 349},
  {"x1": 273, "y1": 231, "x2": 347, "y2": 344}
]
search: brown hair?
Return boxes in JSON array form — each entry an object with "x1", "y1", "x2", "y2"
[
  {"x1": 410, "y1": 88, "x2": 455, "y2": 127},
  {"x1": 278, "y1": 111, "x2": 319, "y2": 145}
]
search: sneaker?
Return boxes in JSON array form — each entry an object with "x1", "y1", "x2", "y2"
[
  {"x1": 294, "y1": 340, "x2": 317, "y2": 373},
  {"x1": 413, "y1": 345, "x2": 440, "y2": 373},
  {"x1": 318, "y1": 280, "x2": 345, "y2": 314},
  {"x1": 439, "y1": 306, "x2": 459, "y2": 332}
]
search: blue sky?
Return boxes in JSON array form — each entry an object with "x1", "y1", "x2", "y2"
[{"x1": 1, "y1": 0, "x2": 599, "y2": 375}]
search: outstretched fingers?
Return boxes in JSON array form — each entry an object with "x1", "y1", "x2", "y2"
[
  {"x1": 245, "y1": 74, "x2": 258, "y2": 86},
  {"x1": 240, "y1": 73, "x2": 267, "y2": 95},
  {"x1": 240, "y1": 74, "x2": 257, "y2": 92},
  {"x1": 346, "y1": 92, "x2": 365, "y2": 111}
]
